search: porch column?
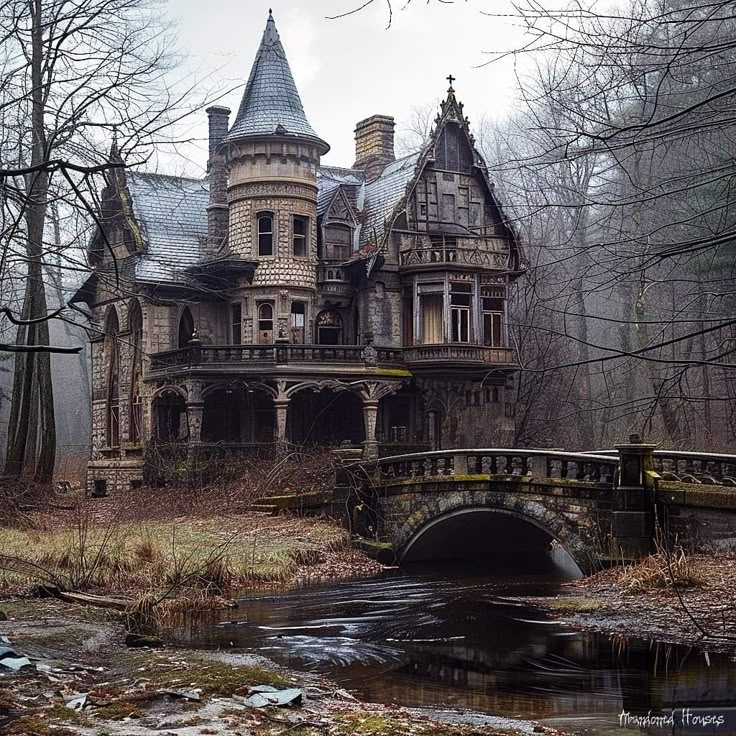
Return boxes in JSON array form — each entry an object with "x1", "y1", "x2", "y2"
[
  {"x1": 185, "y1": 381, "x2": 204, "y2": 446},
  {"x1": 362, "y1": 399, "x2": 379, "y2": 460},
  {"x1": 274, "y1": 398, "x2": 289, "y2": 444}
]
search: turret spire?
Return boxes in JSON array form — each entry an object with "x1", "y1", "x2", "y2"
[{"x1": 226, "y1": 11, "x2": 329, "y2": 153}]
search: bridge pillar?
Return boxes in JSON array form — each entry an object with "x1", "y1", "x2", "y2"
[{"x1": 613, "y1": 435, "x2": 658, "y2": 559}]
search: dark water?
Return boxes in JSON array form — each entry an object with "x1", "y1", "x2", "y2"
[{"x1": 179, "y1": 567, "x2": 736, "y2": 735}]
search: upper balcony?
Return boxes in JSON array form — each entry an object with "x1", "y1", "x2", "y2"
[
  {"x1": 317, "y1": 264, "x2": 353, "y2": 299},
  {"x1": 149, "y1": 343, "x2": 405, "y2": 374},
  {"x1": 149, "y1": 342, "x2": 516, "y2": 375},
  {"x1": 403, "y1": 343, "x2": 515, "y2": 369},
  {"x1": 399, "y1": 236, "x2": 510, "y2": 274}
]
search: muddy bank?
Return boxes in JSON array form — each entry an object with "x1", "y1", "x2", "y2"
[
  {"x1": 526, "y1": 552, "x2": 736, "y2": 653},
  {"x1": 0, "y1": 598, "x2": 564, "y2": 735}
]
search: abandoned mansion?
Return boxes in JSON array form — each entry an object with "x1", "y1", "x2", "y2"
[{"x1": 74, "y1": 11, "x2": 524, "y2": 493}]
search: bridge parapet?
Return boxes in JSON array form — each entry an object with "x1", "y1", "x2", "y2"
[
  {"x1": 584, "y1": 449, "x2": 736, "y2": 487},
  {"x1": 376, "y1": 448, "x2": 618, "y2": 486}
]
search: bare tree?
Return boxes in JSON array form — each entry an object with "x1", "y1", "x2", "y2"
[{"x1": 0, "y1": 0, "x2": 179, "y2": 481}]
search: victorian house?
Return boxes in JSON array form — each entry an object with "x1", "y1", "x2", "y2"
[{"x1": 74, "y1": 11, "x2": 524, "y2": 494}]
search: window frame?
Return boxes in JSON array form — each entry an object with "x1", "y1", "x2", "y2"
[
  {"x1": 292, "y1": 215, "x2": 308, "y2": 258},
  {"x1": 230, "y1": 302, "x2": 242, "y2": 345},
  {"x1": 290, "y1": 301, "x2": 306, "y2": 343},
  {"x1": 257, "y1": 302, "x2": 274, "y2": 343},
  {"x1": 257, "y1": 212, "x2": 274, "y2": 257}
]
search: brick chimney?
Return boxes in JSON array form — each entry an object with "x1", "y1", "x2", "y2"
[
  {"x1": 353, "y1": 115, "x2": 395, "y2": 179},
  {"x1": 206, "y1": 105, "x2": 230, "y2": 254}
]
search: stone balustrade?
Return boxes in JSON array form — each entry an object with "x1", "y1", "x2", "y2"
[
  {"x1": 375, "y1": 448, "x2": 619, "y2": 485},
  {"x1": 150, "y1": 343, "x2": 511, "y2": 372},
  {"x1": 149, "y1": 343, "x2": 405, "y2": 372}
]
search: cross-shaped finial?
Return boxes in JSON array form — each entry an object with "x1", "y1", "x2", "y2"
[{"x1": 447, "y1": 74, "x2": 455, "y2": 89}]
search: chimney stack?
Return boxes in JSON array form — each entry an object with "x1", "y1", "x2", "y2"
[
  {"x1": 353, "y1": 115, "x2": 395, "y2": 179},
  {"x1": 206, "y1": 105, "x2": 230, "y2": 254}
]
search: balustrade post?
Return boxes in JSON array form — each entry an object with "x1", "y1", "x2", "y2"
[
  {"x1": 453, "y1": 453, "x2": 468, "y2": 476},
  {"x1": 613, "y1": 434, "x2": 658, "y2": 560},
  {"x1": 527, "y1": 454, "x2": 550, "y2": 479},
  {"x1": 275, "y1": 334, "x2": 289, "y2": 366},
  {"x1": 187, "y1": 331, "x2": 202, "y2": 367}
]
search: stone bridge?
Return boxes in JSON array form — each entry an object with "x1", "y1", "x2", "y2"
[{"x1": 353, "y1": 440, "x2": 736, "y2": 574}]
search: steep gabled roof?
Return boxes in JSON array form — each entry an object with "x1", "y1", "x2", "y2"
[
  {"x1": 226, "y1": 11, "x2": 328, "y2": 153},
  {"x1": 360, "y1": 153, "x2": 420, "y2": 246},
  {"x1": 316, "y1": 166, "x2": 364, "y2": 217},
  {"x1": 354, "y1": 85, "x2": 523, "y2": 269},
  {"x1": 126, "y1": 173, "x2": 209, "y2": 284}
]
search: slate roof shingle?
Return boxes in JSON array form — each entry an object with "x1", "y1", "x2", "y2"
[
  {"x1": 226, "y1": 13, "x2": 328, "y2": 152},
  {"x1": 360, "y1": 152, "x2": 420, "y2": 246},
  {"x1": 126, "y1": 172, "x2": 209, "y2": 284}
]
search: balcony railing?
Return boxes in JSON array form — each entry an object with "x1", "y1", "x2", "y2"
[
  {"x1": 403, "y1": 344, "x2": 515, "y2": 366},
  {"x1": 149, "y1": 344, "x2": 405, "y2": 372},
  {"x1": 399, "y1": 246, "x2": 510, "y2": 270},
  {"x1": 150, "y1": 342, "x2": 516, "y2": 373}
]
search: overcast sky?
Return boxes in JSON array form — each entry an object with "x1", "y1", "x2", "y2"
[{"x1": 163, "y1": 0, "x2": 524, "y2": 175}]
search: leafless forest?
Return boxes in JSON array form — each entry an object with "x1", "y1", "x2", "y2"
[{"x1": 1, "y1": 0, "x2": 735, "y2": 482}]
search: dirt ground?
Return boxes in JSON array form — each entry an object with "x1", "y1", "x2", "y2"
[
  {"x1": 0, "y1": 597, "x2": 563, "y2": 736},
  {"x1": 529, "y1": 552, "x2": 736, "y2": 653}
]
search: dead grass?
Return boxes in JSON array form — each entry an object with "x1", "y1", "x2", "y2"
[
  {"x1": 620, "y1": 544, "x2": 702, "y2": 592},
  {"x1": 0, "y1": 513, "x2": 353, "y2": 598}
]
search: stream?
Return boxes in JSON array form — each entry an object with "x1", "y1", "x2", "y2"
[{"x1": 178, "y1": 566, "x2": 736, "y2": 735}]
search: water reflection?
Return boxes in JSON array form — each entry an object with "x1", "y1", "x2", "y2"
[{"x1": 176, "y1": 566, "x2": 736, "y2": 734}]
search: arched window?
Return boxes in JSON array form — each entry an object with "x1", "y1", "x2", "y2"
[
  {"x1": 104, "y1": 308, "x2": 120, "y2": 448},
  {"x1": 258, "y1": 302, "x2": 274, "y2": 344},
  {"x1": 257, "y1": 212, "x2": 274, "y2": 256},
  {"x1": 178, "y1": 307, "x2": 194, "y2": 349},
  {"x1": 316, "y1": 310, "x2": 343, "y2": 345},
  {"x1": 129, "y1": 301, "x2": 143, "y2": 444}
]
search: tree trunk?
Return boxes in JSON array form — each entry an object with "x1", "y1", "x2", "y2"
[{"x1": 4, "y1": 0, "x2": 56, "y2": 482}]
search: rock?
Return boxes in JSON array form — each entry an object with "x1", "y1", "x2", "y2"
[
  {"x1": 0, "y1": 611, "x2": 7, "y2": 621},
  {"x1": 124, "y1": 633, "x2": 164, "y2": 648},
  {"x1": 32, "y1": 583, "x2": 62, "y2": 599}
]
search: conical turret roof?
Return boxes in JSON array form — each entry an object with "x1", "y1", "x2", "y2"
[{"x1": 226, "y1": 11, "x2": 329, "y2": 152}]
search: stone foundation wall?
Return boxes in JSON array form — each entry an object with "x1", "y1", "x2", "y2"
[
  {"x1": 665, "y1": 505, "x2": 736, "y2": 552},
  {"x1": 85, "y1": 458, "x2": 144, "y2": 496}
]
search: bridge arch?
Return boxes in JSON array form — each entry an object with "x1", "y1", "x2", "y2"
[{"x1": 388, "y1": 491, "x2": 595, "y2": 576}]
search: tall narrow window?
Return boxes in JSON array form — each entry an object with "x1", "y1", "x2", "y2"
[
  {"x1": 290, "y1": 302, "x2": 306, "y2": 343},
  {"x1": 257, "y1": 212, "x2": 274, "y2": 256},
  {"x1": 420, "y1": 294, "x2": 443, "y2": 344},
  {"x1": 450, "y1": 283, "x2": 472, "y2": 343},
  {"x1": 482, "y1": 297, "x2": 504, "y2": 347},
  {"x1": 258, "y1": 303, "x2": 274, "y2": 344},
  {"x1": 104, "y1": 309, "x2": 120, "y2": 447},
  {"x1": 402, "y1": 297, "x2": 413, "y2": 346},
  {"x1": 451, "y1": 306, "x2": 470, "y2": 342},
  {"x1": 129, "y1": 301, "x2": 143, "y2": 444},
  {"x1": 178, "y1": 307, "x2": 194, "y2": 348},
  {"x1": 293, "y1": 215, "x2": 308, "y2": 257},
  {"x1": 231, "y1": 303, "x2": 242, "y2": 344}
]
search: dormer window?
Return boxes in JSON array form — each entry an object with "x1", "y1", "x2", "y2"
[
  {"x1": 293, "y1": 215, "x2": 308, "y2": 257},
  {"x1": 257, "y1": 212, "x2": 274, "y2": 256},
  {"x1": 323, "y1": 224, "x2": 352, "y2": 261}
]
